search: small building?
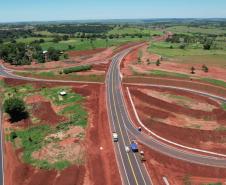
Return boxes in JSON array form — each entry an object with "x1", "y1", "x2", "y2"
[
  {"x1": 59, "y1": 91, "x2": 67, "y2": 96},
  {"x1": 43, "y1": 50, "x2": 48, "y2": 54}
]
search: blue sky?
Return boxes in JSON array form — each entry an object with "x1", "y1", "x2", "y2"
[{"x1": 0, "y1": 0, "x2": 226, "y2": 22}]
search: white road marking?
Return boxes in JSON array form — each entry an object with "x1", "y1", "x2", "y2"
[{"x1": 126, "y1": 87, "x2": 226, "y2": 158}]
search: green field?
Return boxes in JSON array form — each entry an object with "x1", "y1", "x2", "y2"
[
  {"x1": 16, "y1": 37, "x2": 52, "y2": 43},
  {"x1": 4, "y1": 84, "x2": 87, "y2": 170},
  {"x1": 150, "y1": 70, "x2": 190, "y2": 79},
  {"x1": 148, "y1": 41, "x2": 226, "y2": 67},
  {"x1": 108, "y1": 26, "x2": 163, "y2": 36},
  {"x1": 15, "y1": 71, "x2": 105, "y2": 83},
  {"x1": 40, "y1": 37, "x2": 147, "y2": 51},
  {"x1": 149, "y1": 41, "x2": 226, "y2": 57},
  {"x1": 166, "y1": 26, "x2": 226, "y2": 35}
]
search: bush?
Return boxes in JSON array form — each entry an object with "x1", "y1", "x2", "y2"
[
  {"x1": 63, "y1": 65, "x2": 92, "y2": 74},
  {"x1": 47, "y1": 47, "x2": 60, "y2": 61},
  {"x1": 156, "y1": 59, "x2": 161, "y2": 66},
  {"x1": 3, "y1": 97, "x2": 28, "y2": 122},
  {"x1": 202, "y1": 64, "x2": 209, "y2": 72},
  {"x1": 191, "y1": 66, "x2": 195, "y2": 74}
]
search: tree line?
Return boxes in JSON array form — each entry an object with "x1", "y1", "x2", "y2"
[
  {"x1": 36, "y1": 24, "x2": 113, "y2": 34},
  {"x1": 0, "y1": 42, "x2": 63, "y2": 65},
  {"x1": 166, "y1": 33, "x2": 216, "y2": 50}
]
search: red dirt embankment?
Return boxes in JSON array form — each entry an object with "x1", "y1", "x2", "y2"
[
  {"x1": 126, "y1": 86, "x2": 226, "y2": 154},
  {"x1": 142, "y1": 144, "x2": 226, "y2": 185},
  {"x1": 3, "y1": 79, "x2": 121, "y2": 185},
  {"x1": 67, "y1": 48, "x2": 106, "y2": 57},
  {"x1": 31, "y1": 101, "x2": 67, "y2": 125},
  {"x1": 124, "y1": 76, "x2": 226, "y2": 99},
  {"x1": 84, "y1": 85, "x2": 121, "y2": 185},
  {"x1": 131, "y1": 88, "x2": 226, "y2": 122}
]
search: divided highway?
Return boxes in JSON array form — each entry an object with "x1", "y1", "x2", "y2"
[
  {"x1": 1, "y1": 45, "x2": 226, "y2": 185},
  {"x1": 106, "y1": 49, "x2": 152, "y2": 185},
  {"x1": 106, "y1": 47, "x2": 226, "y2": 184}
]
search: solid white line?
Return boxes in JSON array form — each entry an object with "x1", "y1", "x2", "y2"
[
  {"x1": 1, "y1": 65, "x2": 103, "y2": 85},
  {"x1": 106, "y1": 58, "x2": 130, "y2": 185},
  {"x1": 144, "y1": 164, "x2": 154, "y2": 185},
  {"x1": 126, "y1": 87, "x2": 226, "y2": 158},
  {"x1": 163, "y1": 177, "x2": 170, "y2": 185},
  {"x1": 114, "y1": 62, "x2": 148, "y2": 185},
  {"x1": 0, "y1": 109, "x2": 4, "y2": 185},
  {"x1": 115, "y1": 47, "x2": 154, "y2": 184},
  {"x1": 125, "y1": 83, "x2": 226, "y2": 102}
]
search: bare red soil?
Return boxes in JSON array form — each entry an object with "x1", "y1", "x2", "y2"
[
  {"x1": 1, "y1": 47, "x2": 113, "y2": 71},
  {"x1": 124, "y1": 76, "x2": 226, "y2": 99},
  {"x1": 67, "y1": 48, "x2": 106, "y2": 57},
  {"x1": 3, "y1": 79, "x2": 121, "y2": 185},
  {"x1": 113, "y1": 41, "x2": 145, "y2": 55},
  {"x1": 141, "y1": 144, "x2": 226, "y2": 185},
  {"x1": 31, "y1": 101, "x2": 67, "y2": 125},
  {"x1": 120, "y1": 40, "x2": 226, "y2": 82},
  {"x1": 84, "y1": 85, "x2": 121, "y2": 185},
  {"x1": 152, "y1": 32, "x2": 173, "y2": 42},
  {"x1": 126, "y1": 85, "x2": 226, "y2": 153}
]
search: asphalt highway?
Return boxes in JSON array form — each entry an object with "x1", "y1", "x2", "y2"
[
  {"x1": 1, "y1": 46, "x2": 226, "y2": 185},
  {"x1": 106, "y1": 49, "x2": 152, "y2": 185},
  {"x1": 106, "y1": 46, "x2": 226, "y2": 185}
]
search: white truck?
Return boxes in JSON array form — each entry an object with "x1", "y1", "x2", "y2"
[{"x1": 112, "y1": 132, "x2": 118, "y2": 142}]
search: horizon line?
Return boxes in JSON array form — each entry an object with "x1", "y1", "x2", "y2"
[{"x1": 1, "y1": 17, "x2": 226, "y2": 24}]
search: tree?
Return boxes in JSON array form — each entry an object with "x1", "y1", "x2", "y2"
[
  {"x1": 179, "y1": 43, "x2": 186, "y2": 49},
  {"x1": 137, "y1": 57, "x2": 142, "y2": 64},
  {"x1": 203, "y1": 40, "x2": 212, "y2": 50},
  {"x1": 4, "y1": 97, "x2": 28, "y2": 122},
  {"x1": 156, "y1": 59, "x2": 161, "y2": 66},
  {"x1": 62, "y1": 35, "x2": 69, "y2": 41},
  {"x1": 32, "y1": 44, "x2": 45, "y2": 63},
  {"x1": 191, "y1": 66, "x2": 195, "y2": 74},
  {"x1": 63, "y1": 53, "x2": 69, "y2": 59},
  {"x1": 202, "y1": 64, "x2": 209, "y2": 72},
  {"x1": 47, "y1": 47, "x2": 60, "y2": 61},
  {"x1": 53, "y1": 36, "x2": 61, "y2": 43}
]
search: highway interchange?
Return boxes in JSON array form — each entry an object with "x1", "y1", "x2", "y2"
[{"x1": 1, "y1": 45, "x2": 226, "y2": 184}]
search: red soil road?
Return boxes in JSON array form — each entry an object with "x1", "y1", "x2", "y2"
[
  {"x1": 125, "y1": 85, "x2": 226, "y2": 154},
  {"x1": 3, "y1": 79, "x2": 121, "y2": 185}
]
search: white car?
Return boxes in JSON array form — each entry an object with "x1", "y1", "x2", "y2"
[
  {"x1": 125, "y1": 146, "x2": 130, "y2": 153},
  {"x1": 112, "y1": 132, "x2": 118, "y2": 142}
]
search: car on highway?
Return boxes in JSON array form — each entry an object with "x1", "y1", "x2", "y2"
[
  {"x1": 130, "y1": 140, "x2": 138, "y2": 152},
  {"x1": 112, "y1": 132, "x2": 118, "y2": 142},
  {"x1": 125, "y1": 145, "x2": 130, "y2": 153}
]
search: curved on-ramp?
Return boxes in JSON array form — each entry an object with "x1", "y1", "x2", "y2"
[{"x1": 106, "y1": 47, "x2": 226, "y2": 169}]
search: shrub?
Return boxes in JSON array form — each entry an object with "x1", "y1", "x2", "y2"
[
  {"x1": 63, "y1": 65, "x2": 92, "y2": 74},
  {"x1": 3, "y1": 97, "x2": 28, "y2": 122},
  {"x1": 202, "y1": 64, "x2": 209, "y2": 72},
  {"x1": 156, "y1": 59, "x2": 161, "y2": 66},
  {"x1": 191, "y1": 66, "x2": 195, "y2": 74}
]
